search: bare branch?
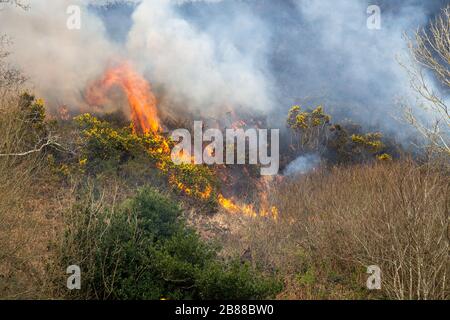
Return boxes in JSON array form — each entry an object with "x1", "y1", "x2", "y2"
[
  {"x1": 401, "y1": 5, "x2": 450, "y2": 158},
  {"x1": 0, "y1": 135, "x2": 61, "y2": 157}
]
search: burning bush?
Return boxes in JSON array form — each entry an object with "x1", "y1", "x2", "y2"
[{"x1": 72, "y1": 113, "x2": 218, "y2": 208}]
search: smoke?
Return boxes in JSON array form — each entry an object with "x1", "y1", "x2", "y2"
[
  {"x1": 126, "y1": 0, "x2": 274, "y2": 117},
  {"x1": 0, "y1": 0, "x2": 446, "y2": 139},
  {"x1": 284, "y1": 154, "x2": 321, "y2": 176},
  {"x1": 263, "y1": 0, "x2": 441, "y2": 136},
  {"x1": 0, "y1": 0, "x2": 118, "y2": 108}
]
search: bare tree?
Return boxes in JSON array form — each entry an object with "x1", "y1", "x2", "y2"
[{"x1": 402, "y1": 5, "x2": 450, "y2": 157}]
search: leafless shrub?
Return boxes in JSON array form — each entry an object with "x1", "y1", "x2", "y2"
[
  {"x1": 0, "y1": 96, "x2": 46, "y2": 298},
  {"x1": 226, "y1": 161, "x2": 449, "y2": 299},
  {"x1": 0, "y1": 31, "x2": 59, "y2": 298},
  {"x1": 401, "y1": 5, "x2": 450, "y2": 158}
]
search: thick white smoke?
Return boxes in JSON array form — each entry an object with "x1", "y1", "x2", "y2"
[
  {"x1": 0, "y1": 0, "x2": 117, "y2": 108},
  {"x1": 0, "y1": 0, "x2": 446, "y2": 140},
  {"x1": 0, "y1": 0, "x2": 274, "y2": 117},
  {"x1": 126, "y1": 0, "x2": 274, "y2": 117}
]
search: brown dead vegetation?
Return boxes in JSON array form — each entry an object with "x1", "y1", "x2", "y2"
[{"x1": 216, "y1": 160, "x2": 449, "y2": 299}]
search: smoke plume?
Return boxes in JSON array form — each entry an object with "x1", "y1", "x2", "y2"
[
  {"x1": 0, "y1": 0, "x2": 447, "y2": 140},
  {"x1": 284, "y1": 154, "x2": 321, "y2": 176}
]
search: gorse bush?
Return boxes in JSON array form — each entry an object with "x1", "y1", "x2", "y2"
[
  {"x1": 286, "y1": 105, "x2": 393, "y2": 164},
  {"x1": 72, "y1": 114, "x2": 217, "y2": 207},
  {"x1": 59, "y1": 186, "x2": 281, "y2": 300}
]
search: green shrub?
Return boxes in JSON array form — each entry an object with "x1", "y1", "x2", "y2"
[
  {"x1": 197, "y1": 260, "x2": 282, "y2": 300},
  {"x1": 59, "y1": 186, "x2": 281, "y2": 300}
]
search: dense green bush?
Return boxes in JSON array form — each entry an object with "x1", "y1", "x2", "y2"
[{"x1": 60, "y1": 186, "x2": 281, "y2": 300}]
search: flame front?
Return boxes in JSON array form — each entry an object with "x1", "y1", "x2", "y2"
[
  {"x1": 87, "y1": 62, "x2": 160, "y2": 133},
  {"x1": 218, "y1": 194, "x2": 278, "y2": 220},
  {"x1": 86, "y1": 62, "x2": 278, "y2": 220}
]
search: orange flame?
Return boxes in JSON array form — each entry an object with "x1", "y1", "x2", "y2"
[
  {"x1": 87, "y1": 62, "x2": 160, "y2": 133},
  {"x1": 86, "y1": 62, "x2": 277, "y2": 220},
  {"x1": 169, "y1": 173, "x2": 212, "y2": 200},
  {"x1": 217, "y1": 194, "x2": 278, "y2": 220}
]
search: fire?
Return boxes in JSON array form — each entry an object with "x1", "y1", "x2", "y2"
[
  {"x1": 87, "y1": 62, "x2": 160, "y2": 133},
  {"x1": 169, "y1": 174, "x2": 212, "y2": 200},
  {"x1": 198, "y1": 185, "x2": 212, "y2": 200},
  {"x1": 172, "y1": 149, "x2": 194, "y2": 164},
  {"x1": 217, "y1": 194, "x2": 278, "y2": 220},
  {"x1": 86, "y1": 62, "x2": 277, "y2": 220},
  {"x1": 231, "y1": 119, "x2": 247, "y2": 130},
  {"x1": 217, "y1": 194, "x2": 240, "y2": 212}
]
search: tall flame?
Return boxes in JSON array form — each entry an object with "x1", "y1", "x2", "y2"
[
  {"x1": 86, "y1": 62, "x2": 278, "y2": 220},
  {"x1": 87, "y1": 62, "x2": 160, "y2": 133}
]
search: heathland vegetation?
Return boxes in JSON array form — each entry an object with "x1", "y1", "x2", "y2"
[{"x1": 0, "y1": 3, "x2": 448, "y2": 300}]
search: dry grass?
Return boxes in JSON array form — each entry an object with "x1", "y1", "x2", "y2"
[
  {"x1": 217, "y1": 160, "x2": 449, "y2": 300},
  {"x1": 0, "y1": 94, "x2": 61, "y2": 299}
]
